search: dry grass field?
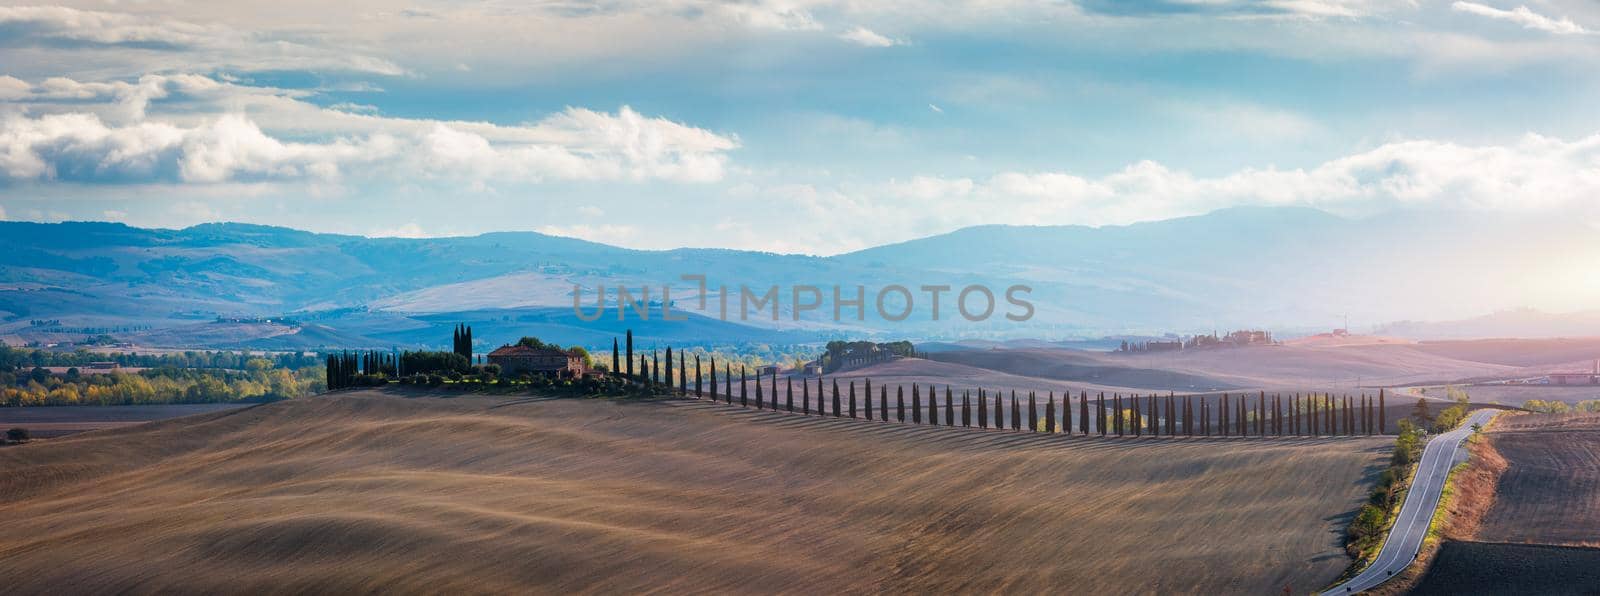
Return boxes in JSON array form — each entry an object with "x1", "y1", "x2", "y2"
[
  {"x1": 0, "y1": 389, "x2": 1388, "y2": 594},
  {"x1": 1476, "y1": 413, "x2": 1600, "y2": 546}
]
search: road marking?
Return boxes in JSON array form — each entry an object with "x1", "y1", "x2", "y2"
[{"x1": 1325, "y1": 409, "x2": 1496, "y2": 594}]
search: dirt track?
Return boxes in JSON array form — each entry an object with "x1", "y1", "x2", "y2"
[{"x1": 0, "y1": 390, "x2": 1387, "y2": 594}]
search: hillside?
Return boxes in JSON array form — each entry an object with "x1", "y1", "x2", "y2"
[
  {"x1": 0, "y1": 390, "x2": 1388, "y2": 593},
  {"x1": 6, "y1": 206, "x2": 1600, "y2": 348},
  {"x1": 921, "y1": 343, "x2": 1536, "y2": 393}
]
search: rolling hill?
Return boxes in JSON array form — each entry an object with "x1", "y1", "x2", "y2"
[{"x1": 0, "y1": 390, "x2": 1388, "y2": 593}]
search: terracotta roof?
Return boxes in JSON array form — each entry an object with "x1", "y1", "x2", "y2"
[{"x1": 487, "y1": 345, "x2": 573, "y2": 357}]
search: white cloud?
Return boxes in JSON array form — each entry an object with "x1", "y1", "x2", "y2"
[
  {"x1": 1451, "y1": 2, "x2": 1590, "y2": 35},
  {"x1": 888, "y1": 131, "x2": 1600, "y2": 224},
  {"x1": 928, "y1": 103, "x2": 943, "y2": 113},
  {"x1": 0, "y1": 75, "x2": 738, "y2": 186},
  {"x1": 0, "y1": 6, "x2": 405, "y2": 76},
  {"x1": 838, "y1": 26, "x2": 902, "y2": 47}
]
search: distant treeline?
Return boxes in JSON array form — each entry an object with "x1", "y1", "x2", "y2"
[
  {"x1": 820, "y1": 340, "x2": 915, "y2": 372},
  {"x1": 22, "y1": 322, "x2": 152, "y2": 334},
  {"x1": 1523, "y1": 399, "x2": 1600, "y2": 414},
  {"x1": 0, "y1": 346, "x2": 320, "y2": 371},
  {"x1": 2, "y1": 357, "x2": 322, "y2": 407}
]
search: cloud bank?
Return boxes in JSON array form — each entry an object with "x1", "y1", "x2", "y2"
[{"x1": 0, "y1": 75, "x2": 738, "y2": 185}]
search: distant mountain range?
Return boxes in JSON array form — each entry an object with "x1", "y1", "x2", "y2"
[{"x1": 2, "y1": 206, "x2": 1596, "y2": 350}]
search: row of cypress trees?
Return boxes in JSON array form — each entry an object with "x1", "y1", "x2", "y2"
[
  {"x1": 325, "y1": 351, "x2": 397, "y2": 389},
  {"x1": 607, "y1": 331, "x2": 1392, "y2": 437}
]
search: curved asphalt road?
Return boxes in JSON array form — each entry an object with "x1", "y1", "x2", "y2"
[{"x1": 1324, "y1": 408, "x2": 1499, "y2": 594}]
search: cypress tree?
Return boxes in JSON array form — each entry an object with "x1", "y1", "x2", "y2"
[
  {"x1": 1131, "y1": 394, "x2": 1141, "y2": 437},
  {"x1": 962, "y1": 390, "x2": 972, "y2": 427},
  {"x1": 832, "y1": 379, "x2": 841, "y2": 418},
  {"x1": 695, "y1": 356, "x2": 703, "y2": 397},
  {"x1": 978, "y1": 389, "x2": 988, "y2": 428},
  {"x1": 1083, "y1": 392, "x2": 1092, "y2": 436},
  {"x1": 1310, "y1": 395, "x2": 1318, "y2": 436},
  {"x1": 911, "y1": 385, "x2": 922, "y2": 424},
  {"x1": 708, "y1": 357, "x2": 717, "y2": 399},
  {"x1": 1011, "y1": 395, "x2": 1021, "y2": 430},
  {"x1": 1029, "y1": 392, "x2": 1038, "y2": 432},
  {"x1": 817, "y1": 377, "x2": 826, "y2": 416},
  {"x1": 653, "y1": 351, "x2": 660, "y2": 384},
  {"x1": 994, "y1": 391, "x2": 1004, "y2": 431},
  {"x1": 1256, "y1": 392, "x2": 1265, "y2": 436},
  {"x1": 945, "y1": 386, "x2": 954, "y2": 426},
  {"x1": 625, "y1": 330, "x2": 634, "y2": 378},
  {"x1": 1346, "y1": 396, "x2": 1354, "y2": 436},
  {"x1": 679, "y1": 357, "x2": 687, "y2": 396},
  {"x1": 612, "y1": 338, "x2": 620, "y2": 376},
  {"x1": 755, "y1": 373, "x2": 764, "y2": 409},
  {"x1": 849, "y1": 381, "x2": 857, "y2": 418},
  {"x1": 724, "y1": 364, "x2": 732, "y2": 404},
  {"x1": 929, "y1": 385, "x2": 939, "y2": 425},
  {"x1": 880, "y1": 385, "x2": 888, "y2": 423},
  {"x1": 1114, "y1": 394, "x2": 1123, "y2": 436},
  {"x1": 1326, "y1": 394, "x2": 1334, "y2": 435},
  {"x1": 665, "y1": 347, "x2": 673, "y2": 391},
  {"x1": 740, "y1": 367, "x2": 748, "y2": 407},
  {"x1": 786, "y1": 376, "x2": 794, "y2": 412},
  {"x1": 1096, "y1": 393, "x2": 1105, "y2": 436},
  {"x1": 897, "y1": 386, "x2": 906, "y2": 422},
  {"x1": 802, "y1": 377, "x2": 811, "y2": 415},
  {"x1": 1238, "y1": 394, "x2": 1247, "y2": 437},
  {"x1": 1274, "y1": 394, "x2": 1282, "y2": 436},
  {"x1": 864, "y1": 379, "x2": 874, "y2": 420},
  {"x1": 1043, "y1": 390, "x2": 1056, "y2": 432},
  {"x1": 1220, "y1": 394, "x2": 1229, "y2": 437}
]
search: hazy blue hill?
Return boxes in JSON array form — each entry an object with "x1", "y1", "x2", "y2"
[{"x1": 3, "y1": 206, "x2": 1598, "y2": 348}]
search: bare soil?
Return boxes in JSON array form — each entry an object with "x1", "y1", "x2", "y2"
[
  {"x1": 1476, "y1": 414, "x2": 1600, "y2": 546},
  {"x1": 0, "y1": 389, "x2": 1388, "y2": 594},
  {"x1": 1409, "y1": 541, "x2": 1600, "y2": 595},
  {"x1": 0, "y1": 403, "x2": 255, "y2": 438}
]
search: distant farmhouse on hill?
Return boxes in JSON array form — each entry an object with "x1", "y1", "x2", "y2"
[{"x1": 487, "y1": 345, "x2": 586, "y2": 378}]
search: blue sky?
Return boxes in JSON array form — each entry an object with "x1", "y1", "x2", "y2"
[{"x1": 2, "y1": 0, "x2": 1599, "y2": 254}]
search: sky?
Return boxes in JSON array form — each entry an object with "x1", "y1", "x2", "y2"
[{"x1": 1, "y1": 0, "x2": 1599, "y2": 255}]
